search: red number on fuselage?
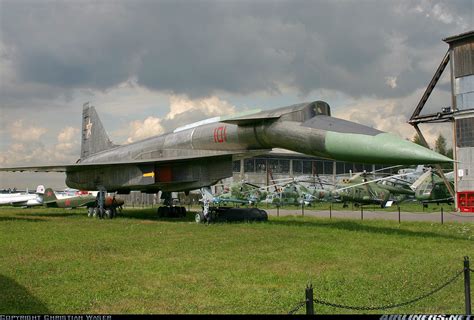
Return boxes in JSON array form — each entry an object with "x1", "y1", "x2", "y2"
[{"x1": 213, "y1": 126, "x2": 227, "y2": 143}]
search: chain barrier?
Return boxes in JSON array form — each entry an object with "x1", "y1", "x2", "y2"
[
  {"x1": 288, "y1": 301, "x2": 306, "y2": 315},
  {"x1": 288, "y1": 269, "x2": 464, "y2": 313},
  {"x1": 314, "y1": 270, "x2": 463, "y2": 311}
]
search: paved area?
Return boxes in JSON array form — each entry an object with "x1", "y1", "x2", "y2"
[{"x1": 264, "y1": 208, "x2": 474, "y2": 223}]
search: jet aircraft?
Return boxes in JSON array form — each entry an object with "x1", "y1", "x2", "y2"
[
  {"x1": 0, "y1": 185, "x2": 44, "y2": 207},
  {"x1": 0, "y1": 101, "x2": 452, "y2": 222}
]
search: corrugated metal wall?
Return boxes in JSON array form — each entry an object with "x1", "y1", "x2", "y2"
[
  {"x1": 453, "y1": 41, "x2": 474, "y2": 78},
  {"x1": 451, "y1": 34, "x2": 474, "y2": 193}
]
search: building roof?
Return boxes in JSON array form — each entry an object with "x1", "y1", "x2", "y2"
[{"x1": 443, "y1": 30, "x2": 474, "y2": 44}]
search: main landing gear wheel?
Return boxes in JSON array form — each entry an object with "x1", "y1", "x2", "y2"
[
  {"x1": 105, "y1": 209, "x2": 113, "y2": 219},
  {"x1": 157, "y1": 206, "x2": 187, "y2": 218},
  {"x1": 87, "y1": 207, "x2": 94, "y2": 217},
  {"x1": 195, "y1": 212, "x2": 206, "y2": 223},
  {"x1": 195, "y1": 207, "x2": 268, "y2": 223}
]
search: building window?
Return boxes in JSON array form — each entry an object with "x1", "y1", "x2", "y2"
[
  {"x1": 279, "y1": 160, "x2": 290, "y2": 173},
  {"x1": 244, "y1": 159, "x2": 255, "y2": 172},
  {"x1": 267, "y1": 159, "x2": 289, "y2": 174},
  {"x1": 354, "y1": 163, "x2": 364, "y2": 173},
  {"x1": 255, "y1": 159, "x2": 266, "y2": 173},
  {"x1": 324, "y1": 161, "x2": 334, "y2": 174},
  {"x1": 335, "y1": 162, "x2": 344, "y2": 174},
  {"x1": 315, "y1": 161, "x2": 323, "y2": 175},
  {"x1": 233, "y1": 161, "x2": 240, "y2": 173},
  {"x1": 456, "y1": 118, "x2": 474, "y2": 147},
  {"x1": 293, "y1": 160, "x2": 302, "y2": 174},
  {"x1": 303, "y1": 161, "x2": 312, "y2": 174}
]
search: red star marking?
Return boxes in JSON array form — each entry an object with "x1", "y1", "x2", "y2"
[
  {"x1": 65, "y1": 199, "x2": 71, "y2": 206},
  {"x1": 47, "y1": 191, "x2": 53, "y2": 197}
]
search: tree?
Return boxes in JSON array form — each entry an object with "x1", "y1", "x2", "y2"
[
  {"x1": 434, "y1": 134, "x2": 448, "y2": 157},
  {"x1": 434, "y1": 134, "x2": 453, "y2": 170},
  {"x1": 412, "y1": 133, "x2": 429, "y2": 148},
  {"x1": 446, "y1": 148, "x2": 453, "y2": 159}
]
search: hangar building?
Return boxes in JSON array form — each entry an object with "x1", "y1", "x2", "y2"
[{"x1": 444, "y1": 31, "x2": 474, "y2": 212}]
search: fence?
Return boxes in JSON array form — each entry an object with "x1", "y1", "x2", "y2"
[
  {"x1": 267, "y1": 203, "x2": 474, "y2": 224},
  {"x1": 289, "y1": 256, "x2": 472, "y2": 315}
]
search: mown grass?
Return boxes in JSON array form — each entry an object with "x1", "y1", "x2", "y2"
[{"x1": 0, "y1": 206, "x2": 472, "y2": 314}]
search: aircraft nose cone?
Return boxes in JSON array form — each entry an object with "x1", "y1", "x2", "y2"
[{"x1": 324, "y1": 132, "x2": 452, "y2": 165}]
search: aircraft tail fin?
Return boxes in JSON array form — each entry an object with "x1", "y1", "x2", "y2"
[
  {"x1": 80, "y1": 102, "x2": 116, "y2": 159},
  {"x1": 43, "y1": 188, "x2": 58, "y2": 203},
  {"x1": 35, "y1": 185, "x2": 45, "y2": 194}
]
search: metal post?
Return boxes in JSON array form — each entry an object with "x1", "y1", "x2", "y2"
[
  {"x1": 398, "y1": 205, "x2": 401, "y2": 224},
  {"x1": 305, "y1": 284, "x2": 314, "y2": 315},
  {"x1": 441, "y1": 207, "x2": 444, "y2": 224},
  {"x1": 464, "y1": 256, "x2": 471, "y2": 315},
  {"x1": 302, "y1": 202, "x2": 304, "y2": 217},
  {"x1": 277, "y1": 204, "x2": 279, "y2": 217},
  {"x1": 361, "y1": 207, "x2": 364, "y2": 220},
  {"x1": 329, "y1": 204, "x2": 332, "y2": 219}
]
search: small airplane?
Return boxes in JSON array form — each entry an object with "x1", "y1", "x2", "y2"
[
  {"x1": 0, "y1": 101, "x2": 452, "y2": 223},
  {"x1": 41, "y1": 188, "x2": 124, "y2": 218},
  {"x1": 0, "y1": 185, "x2": 44, "y2": 207}
]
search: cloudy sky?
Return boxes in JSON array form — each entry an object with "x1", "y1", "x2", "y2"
[{"x1": 0, "y1": 0, "x2": 472, "y2": 189}]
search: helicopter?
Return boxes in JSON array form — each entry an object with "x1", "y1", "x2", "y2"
[
  {"x1": 333, "y1": 171, "x2": 416, "y2": 208},
  {"x1": 411, "y1": 169, "x2": 454, "y2": 206},
  {"x1": 211, "y1": 180, "x2": 268, "y2": 206}
]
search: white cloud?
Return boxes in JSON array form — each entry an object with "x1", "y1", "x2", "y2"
[
  {"x1": 405, "y1": 0, "x2": 469, "y2": 29},
  {"x1": 126, "y1": 116, "x2": 165, "y2": 144},
  {"x1": 430, "y1": 3, "x2": 454, "y2": 24},
  {"x1": 333, "y1": 89, "x2": 453, "y2": 148},
  {"x1": 385, "y1": 76, "x2": 398, "y2": 89},
  {"x1": 53, "y1": 127, "x2": 80, "y2": 161},
  {"x1": 9, "y1": 120, "x2": 47, "y2": 142},
  {"x1": 0, "y1": 126, "x2": 80, "y2": 166},
  {"x1": 167, "y1": 95, "x2": 236, "y2": 120},
  {"x1": 57, "y1": 126, "x2": 79, "y2": 143},
  {"x1": 123, "y1": 95, "x2": 237, "y2": 143}
]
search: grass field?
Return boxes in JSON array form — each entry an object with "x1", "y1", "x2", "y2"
[{"x1": 0, "y1": 206, "x2": 472, "y2": 314}]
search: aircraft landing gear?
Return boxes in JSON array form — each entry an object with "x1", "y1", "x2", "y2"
[
  {"x1": 196, "y1": 187, "x2": 268, "y2": 224},
  {"x1": 195, "y1": 212, "x2": 205, "y2": 223},
  {"x1": 156, "y1": 192, "x2": 186, "y2": 218},
  {"x1": 195, "y1": 207, "x2": 268, "y2": 224},
  {"x1": 157, "y1": 206, "x2": 186, "y2": 218},
  {"x1": 87, "y1": 189, "x2": 119, "y2": 219}
]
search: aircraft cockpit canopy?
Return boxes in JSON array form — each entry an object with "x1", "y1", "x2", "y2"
[
  {"x1": 280, "y1": 100, "x2": 332, "y2": 122},
  {"x1": 309, "y1": 101, "x2": 331, "y2": 117}
]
